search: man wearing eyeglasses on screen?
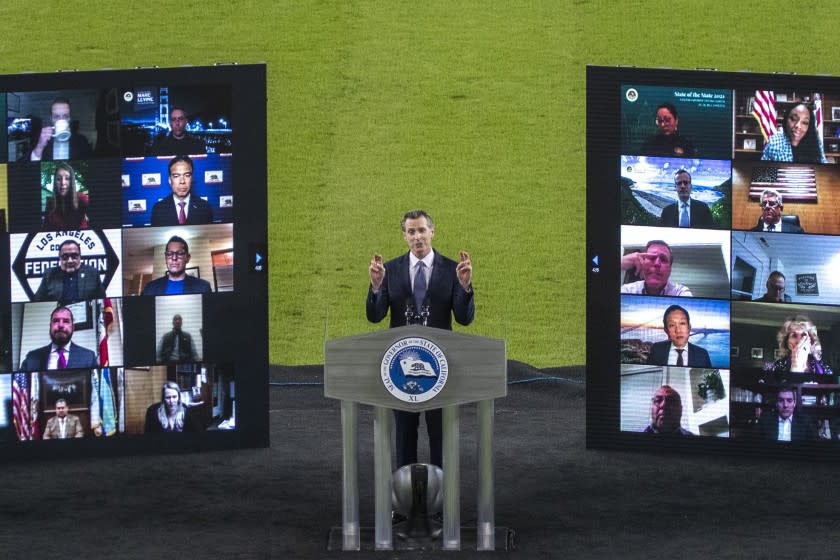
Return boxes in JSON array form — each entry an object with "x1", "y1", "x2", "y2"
[
  {"x1": 659, "y1": 169, "x2": 714, "y2": 228},
  {"x1": 142, "y1": 236, "x2": 211, "y2": 296},
  {"x1": 750, "y1": 189, "x2": 804, "y2": 233},
  {"x1": 753, "y1": 271, "x2": 792, "y2": 303},
  {"x1": 33, "y1": 240, "x2": 105, "y2": 304}
]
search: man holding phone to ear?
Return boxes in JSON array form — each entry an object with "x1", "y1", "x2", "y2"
[{"x1": 366, "y1": 209, "x2": 474, "y2": 470}]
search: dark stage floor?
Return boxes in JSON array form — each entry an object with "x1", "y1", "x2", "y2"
[{"x1": 1, "y1": 362, "x2": 837, "y2": 559}]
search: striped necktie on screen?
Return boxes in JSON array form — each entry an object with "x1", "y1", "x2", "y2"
[
  {"x1": 414, "y1": 261, "x2": 427, "y2": 311},
  {"x1": 676, "y1": 348, "x2": 685, "y2": 367}
]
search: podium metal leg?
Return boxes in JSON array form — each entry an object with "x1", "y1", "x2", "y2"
[
  {"x1": 374, "y1": 406, "x2": 393, "y2": 550},
  {"x1": 340, "y1": 401, "x2": 359, "y2": 551},
  {"x1": 477, "y1": 399, "x2": 495, "y2": 550},
  {"x1": 442, "y1": 405, "x2": 460, "y2": 550}
]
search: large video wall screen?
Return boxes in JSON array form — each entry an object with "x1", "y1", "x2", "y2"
[
  {"x1": 0, "y1": 65, "x2": 268, "y2": 460},
  {"x1": 587, "y1": 66, "x2": 840, "y2": 459}
]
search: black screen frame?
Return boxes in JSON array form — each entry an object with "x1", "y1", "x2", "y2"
[
  {"x1": 0, "y1": 64, "x2": 268, "y2": 461},
  {"x1": 587, "y1": 65, "x2": 840, "y2": 461}
]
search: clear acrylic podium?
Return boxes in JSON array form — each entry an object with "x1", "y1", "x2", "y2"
[{"x1": 324, "y1": 325, "x2": 507, "y2": 551}]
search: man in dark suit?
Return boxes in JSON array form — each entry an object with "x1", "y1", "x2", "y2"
[
  {"x1": 366, "y1": 209, "x2": 474, "y2": 469},
  {"x1": 659, "y1": 169, "x2": 715, "y2": 228},
  {"x1": 150, "y1": 156, "x2": 213, "y2": 226},
  {"x1": 28, "y1": 97, "x2": 92, "y2": 162},
  {"x1": 20, "y1": 306, "x2": 98, "y2": 371},
  {"x1": 757, "y1": 386, "x2": 815, "y2": 441},
  {"x1": 33, "y1": 240, "x2": 105, "y2": 304},
  {"x1": 647, "y1": 304, "x2": 712, "y2": 368},
  {"x1": 142, "y1": 235, "x2": 212, "y2": 296},
  {"x1": 750, "y1": 188, "x2": 804, "y2": 233}
]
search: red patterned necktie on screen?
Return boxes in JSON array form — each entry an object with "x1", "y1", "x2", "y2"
[
  {"x1": 676, "y1": 348, "x2": 685, "y2": 367},
  {"x1": 58, "y1": 347, "x2": 67, "y2": 369},
  {"x1": 178, "y1": 201, "x2": 186, "y2": 225}
]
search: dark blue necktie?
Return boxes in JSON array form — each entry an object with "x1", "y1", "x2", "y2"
[{"x1": 414, "y1": 261, "x2": 427, "y2": 310}]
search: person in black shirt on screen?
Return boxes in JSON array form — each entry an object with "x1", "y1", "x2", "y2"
[
  {"x1": 151, "y1": 107, "x2": 207, "y2": 156},
  {"x1": 641, "y1": 102, "x2": 695, "y2": 157},
  {"x1": 28, "y1": 98, "x2": 92, "y2": 162}
]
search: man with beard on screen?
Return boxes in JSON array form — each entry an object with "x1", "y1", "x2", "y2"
[{"x1": 21, "y1": 306, "x2": 98, "y2": 371}]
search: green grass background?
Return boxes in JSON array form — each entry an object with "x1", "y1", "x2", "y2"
[{"x1": 2, "y1": 1, "x2": 839, "y2": 367}]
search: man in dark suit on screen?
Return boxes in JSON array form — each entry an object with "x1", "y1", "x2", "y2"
[
  {"x1": 150, "y1": 156, "x2": 213, "y2": 226},
  {"x1": 33, "y1": 240, "x2": 105, "y2": 304},
  {"x1": 659, "y1": 169, "x2": 714, "y2": 228},
  {"x1": 757, "y1": 385, "x2": 816, "y2": 441},
  {"x1": 750, "y1": 188, "x2": 804, "y2": 233},
  {"x1": 21, "y1": 306, "x2": 98, "y2": 371},
  {"x1": 366, "y1": 209, "x2": 474, "y2": 470},
  {"x1": 647, "y1": 304, "x2": 711, "y2": 368}
]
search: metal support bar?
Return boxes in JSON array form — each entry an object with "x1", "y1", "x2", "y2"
[
  {"x1": 340, "y1": 401, "x2": 359, "y2": 551},
  {"x1": 476, "y1": 399, "x2": 495, "y2": 550},
  {"x1": 374, "y1": 406, "x2": 393, "y2": 550},
  {"x1": 442, "y1": 404, "x2": 460, "y2": 550}
]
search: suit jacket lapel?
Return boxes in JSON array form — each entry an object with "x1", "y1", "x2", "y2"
[
  {"x1": 428, "y1": 251, "x2": 445, "y2": 290},
  {"x1": 398, "y1": 253, "x2": 412, "y2": 295}
]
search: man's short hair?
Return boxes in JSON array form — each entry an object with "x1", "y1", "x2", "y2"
[
  {"x1": 55, "y1": 398, "x2": 67, "y2": 407},
  {"x1": 761, "y1": 188, "x2": 783, "y2": 205},
  {"x1": 673, "y1": 168, "x2": 691, "y2": 181},
  {"x1": 58, "y1": 239, "x2": 81, "y2": 254},
  {"x1": 51, "y1": 97, "x2": 71, "y2": 110},
  {"x1": 166, "y1": 235, "x2": 189, "y2": 255},
  {"x1": 656, "y1": 385, "x2": 682, "y2": 406},
  {"x1": 656, "y1": 102, "x2": 678, "y2": 119},
  {"x1": 401, "y1": 209, "x2": 434, "y2": 232},
  {"x1": 768, "y1": 270, "x2": 786, "y2": 283},
  {"x1": 50, "y1": 305, "x2": 74, "y2": 323},
  {"x1": 662, "y1": 304, "x2": 690, "y2": 329},
  {"x1": 170, "y1": 106, "x2": 185, "y2": 116},
  {"x1": 776, "y1": 384, "x2": 797, "y2": 400},
  {"x1": 645, "y1": 240, "x2": 673, "y2": 264},
  {"x1": 168, "y1": 155, "x2": 194, "y2": 174}
]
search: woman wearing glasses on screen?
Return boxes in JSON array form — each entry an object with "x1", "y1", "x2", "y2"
[
  {"x1": 766, "y1": 316, "x2": 833, "y2": 375},
  {"x1": 641, "y1": 102, "x2": 696, "y2": 157},
  {"x1": 761, "y1": 102, "x2": 827, "y2": 164},
  {"x1": 42, "y1": 162, "x2": 89, "y2": 230},
  {"x1": 144, "y1": 381, "x2": 202, "y2": 434}
]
